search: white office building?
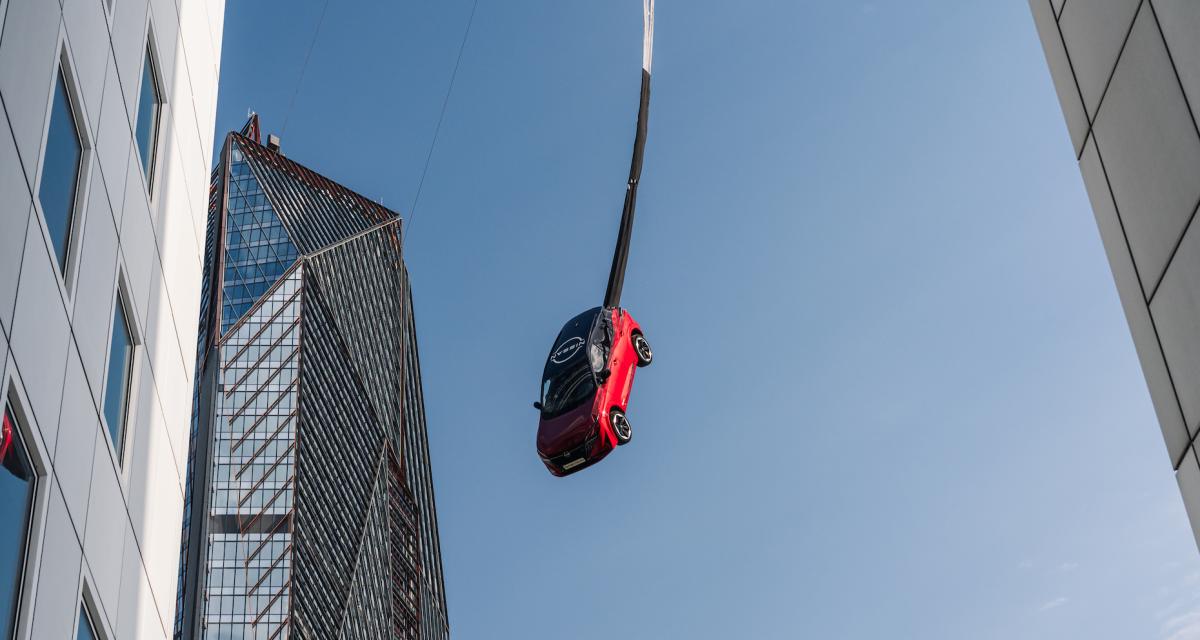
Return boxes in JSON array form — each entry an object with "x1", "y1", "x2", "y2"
[
  {"x1": 0, "y1": 0, "x2": 224, "y2": 637},
  {"x1": 1030, "y1": 0, "x2": 1200, "y2": 550}
]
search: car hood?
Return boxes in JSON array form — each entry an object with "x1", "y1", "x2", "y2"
[{"x1": 537, "y1": 402, "x2": 595, "y2": 456}]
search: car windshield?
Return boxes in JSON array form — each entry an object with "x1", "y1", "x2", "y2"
[{"x1": 541, "y1": 360, "x2": 595, "y2": 418}]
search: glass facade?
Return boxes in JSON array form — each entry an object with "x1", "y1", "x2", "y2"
[
  {"x1": 0, "y1": 409, "x2": 35, "y2": 640},
  {"x1": 220, "y1": 146, "x2": 298, "y2": 334},
  {"x1": 39, "y1": 69, "x2": 83, "y2": 273},
  {"x1": 135, "y1": 46, "x2": 161, "y2": 188},
  {"x1": 175, "y1": 118, "x2": 448, "y2": 639},
  {"x1": 201, "y1": 269, "x2": 301, "y2": 639},
  {"x1": 104, "y1": 294, "x2": 134, "y2": 458}
]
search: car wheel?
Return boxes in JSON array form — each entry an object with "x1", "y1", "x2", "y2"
[
  {"x1": 611, "y1": 409, "x2": 632, "y2": 446},
  {"x1": 633, "y1": 333, "x2": 653, "y2": 367}
]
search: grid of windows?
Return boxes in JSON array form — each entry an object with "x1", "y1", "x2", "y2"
[
  {"x1": 135, "y1": 45, "x2": 161, "y2": 189},
  {"x1": 220, "y1": 145, "x2": 298, "y2": 334},
  {"x1": 39, "y1": 68, "x2": 84, "y2": 274},
  {"x1": 201, "y1": 269, "x2": 301, "y2": 639},
  {"x1": 103, "y1": 292, "x2": 134, "y2": 459},
  {"x1": 0, "y1": 408, "x2": 35, "y2": 640}
]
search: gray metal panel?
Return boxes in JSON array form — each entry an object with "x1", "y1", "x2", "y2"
[
  {"x1": 1092, "y1": 5, "x2": 1200, "y2": 293},
  {"x1": 1082, "y1": 139, "x2": 1190, "y2": 463},
  {"x1": 1152, "y1": 0, "x2": 1200, "y2": 130},
  {"x1": 1151, "y1": 218, "x2": 1200, "y2": 439},
  {"x1": 1058, "y1": 0, "x2": 1141, "y2": 118}
]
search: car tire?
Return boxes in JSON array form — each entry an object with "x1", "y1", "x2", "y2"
[
  {"x1": 633, "y1": 333, "x2": 653, "y2": 367},
  {"x1": 611, "y1": 409, "x2": 632, "y2": 446}
]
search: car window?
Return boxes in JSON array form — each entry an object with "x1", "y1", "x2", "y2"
[
  {"x1": 588, "y1": 309, "x2": 613, "y2": 373},
  {"x1": 540, "y1": 360, "x2": 595, "y2": 418}
]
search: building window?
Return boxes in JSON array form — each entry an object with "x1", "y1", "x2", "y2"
[
  {"x1": 135, "y1": 45, "x2": 161, "y2": 191},
  {"x1": 0, "y1": 408, "x2": 36, "y2": 640},
  {"x1": 77, "y1": 603, "x2": 97, "y2": 640},
  {"x1": 39, "y1": 68, "x2": 84, "y2": 273},
  {"x1": 104, "y1": 291, "x2": 135, "y2": 458}
]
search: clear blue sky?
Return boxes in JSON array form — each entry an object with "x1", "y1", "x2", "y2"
[{"x1": 216, "y1": 2, "x2": 1200, "y2": 638}]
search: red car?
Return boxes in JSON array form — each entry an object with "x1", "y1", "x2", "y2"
[{"x1": 535, "y1": 306, "x2": 653, "y2": 476}]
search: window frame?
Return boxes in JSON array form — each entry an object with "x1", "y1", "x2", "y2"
[
  {"x1": 133, "y1": 29, "x2": 165, "y2": 199},
  {"x1": 75, "y1": 582, "x2": 109, "y2": 640},
  {"x1": 100, "y1": 274, "x2": 142, "y2": 469},
  {"x1": 32, "y1": 39, "x2": 94, "y2": 303},
  {"x1": 0, "y1": 376, "x2": 50, "y2": 640}
]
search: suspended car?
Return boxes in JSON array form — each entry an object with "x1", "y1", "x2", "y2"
[
  {"x1": 535, "y1": 307, "x2": 652, "y2": 476},
  {"x1": 533, "y1": 0, "x2": 656, "y2": 476}
]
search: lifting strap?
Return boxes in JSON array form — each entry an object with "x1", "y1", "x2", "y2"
[{"x1": 603, "y1": 0, "x2": 654, "y2": 309}]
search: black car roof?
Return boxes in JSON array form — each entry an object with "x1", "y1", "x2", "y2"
[{"x1": 542, "y1": 307, "x2": 602, "y2": 381}]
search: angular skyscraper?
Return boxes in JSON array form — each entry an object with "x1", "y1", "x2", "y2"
[
  {"x1": 1030, "y1": 1, "x2": 1200, "y2": 550},
  {"x1": 174, "y1": 116, "x2": 448, "y2": 639}
]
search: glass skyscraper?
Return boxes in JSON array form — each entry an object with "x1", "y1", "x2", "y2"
[{"x1": 174, "y1": 116, "x2": 448, "y2": 639}]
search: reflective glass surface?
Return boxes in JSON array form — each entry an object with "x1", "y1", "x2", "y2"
[
  {"x1": 38, "y1": 70, "x2": 83, "y2": 272},
  {"x1": 541, "y1": 361, "x2": 595, "y2": 418},
  {"x1": 104, "y1": 297, "x2": 133, "y2": 456},
  {"x1": 0, "y1": 410, "x2": 35, "y2": 640},
  {"x1": 135, "y1": 47, "x2": 160, "y2": 187},
  {"x1": 221, "y1": 145, "x2": 298, "y2": 334},
  {"x1": 202, "y1": 270, "x2": 301, "y2": 638},
  {"x1": 77, "y1": 606, "x2": 95, "y2": 640}
]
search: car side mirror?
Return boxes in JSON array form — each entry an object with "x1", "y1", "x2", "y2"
[{"x1": 533, "y1": 401, "x2": 544, "y2": 411}]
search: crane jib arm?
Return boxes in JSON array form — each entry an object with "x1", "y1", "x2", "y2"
[{"x1": 604, "y1": 0, "x2": 654, "y2": 309}]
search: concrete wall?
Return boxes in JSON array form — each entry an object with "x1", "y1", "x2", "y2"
[
  {"x1": 0, "y1": 0, "x2": 224, "y2": 637},
  {"x1": 1030, "y1": 0, "x2": 1200, "y2": 550}
]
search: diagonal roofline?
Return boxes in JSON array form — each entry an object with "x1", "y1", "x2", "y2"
[
  {"x1": 303, "y1": 218, "x2": 401, "y2": 260},
  {"x1": 232, "y1": 132, "x2": 402, "y2": 225}
]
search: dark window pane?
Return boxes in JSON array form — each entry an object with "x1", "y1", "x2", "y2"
[
  {"x1": 0, "y1": 409, "x2": 35, "y2": 640},
  {"x1": 38, "y1": 70, "x2": 83, "y2": 272},
  {"x1": 77, "y1": 606, "x2": 96, "y2": 640},
  {"x1": 104, "y1": 297, "x2": 134, "y2": 457},
  {"x1": 135, "y1": 47, "x2": 160, "y2": 189}
]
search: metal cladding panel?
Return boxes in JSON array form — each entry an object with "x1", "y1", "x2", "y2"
[
  {"x1": 1030, "y1": 0, "x2": 1200, "y2": 551},
  {"x1": 291, "y1": 235, "x2": 397, "y2": 638},
  {"x1": 304, "y1": 222, "x2": 407, "y2": 448},
  {"x1": 236, "y1": 134, "x2": 397, "y2": 255},
  {"x1": 334, "y1": 445, "x2": 422, "y2": 640}
]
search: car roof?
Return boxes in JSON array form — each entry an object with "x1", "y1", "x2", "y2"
[{"x1": 542, "y1": 307, "x2": 603, "y2": 380}]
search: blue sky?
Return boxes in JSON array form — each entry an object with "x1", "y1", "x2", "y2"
[{"x1": 217, "y1": 1, "x2": 1200, "y2": 637}]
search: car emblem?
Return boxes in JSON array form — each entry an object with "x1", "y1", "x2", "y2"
[{"x1": 551, "y1": 336, "x2": 585, "y2": 364}]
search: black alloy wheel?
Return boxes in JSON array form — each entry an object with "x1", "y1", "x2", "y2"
[
  {"x1": 611, "y1": 409, "x2": 632, "y2": 445},
  {"x1": 633, "y1": 333, "x2": 653, "y2": 367}
]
